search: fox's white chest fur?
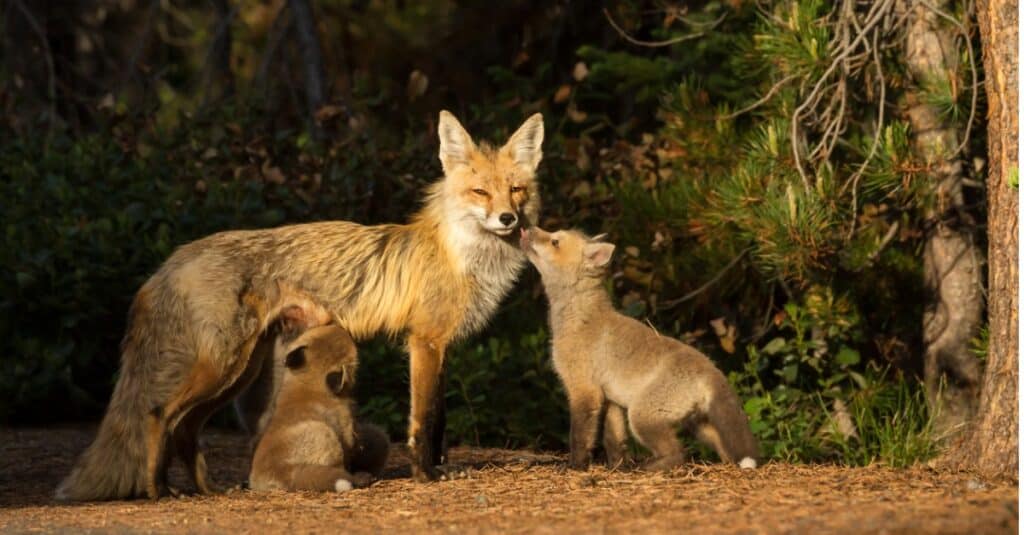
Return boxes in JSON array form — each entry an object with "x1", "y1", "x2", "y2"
[{"x1": 447, "y1": 225, "x2": 525, "y2": 338}]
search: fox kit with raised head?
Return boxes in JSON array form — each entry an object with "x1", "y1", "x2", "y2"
[
  {"x1": 250, "y1": 321, "x2": 388, "y2": 492},
  {"x1": 57, "y1": 111, "x2": 544, "y2": 500},
  {"x1": 521, "y1": 228, "x2": 759, "y2": 471}
]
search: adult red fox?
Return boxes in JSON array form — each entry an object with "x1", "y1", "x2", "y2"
[{"x1": 56, "y1": 111, "x2": 544, "y2": 500}]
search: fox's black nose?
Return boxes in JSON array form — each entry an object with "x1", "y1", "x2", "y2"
[{"x1": 499, "y1": 212, "x2": 517, "y2": 227}]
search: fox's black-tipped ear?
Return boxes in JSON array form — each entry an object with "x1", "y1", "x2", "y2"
[
  {"x1": 438, "y1": 110, "x2": 475, "y2": 174},
  {"x1": 502, "y1": 113, "x2": 544, "y2": 172},
  {"x1": 285, "y1": 347, "x2": 306, "y2": 369}
]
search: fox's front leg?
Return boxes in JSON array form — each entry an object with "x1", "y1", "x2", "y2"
[
  {"x1": 568, "y1": 388, "x2": 604, "y2": 470},
  {"x1": 407, "y1": 334, "x2": 446, "y2": 482}
]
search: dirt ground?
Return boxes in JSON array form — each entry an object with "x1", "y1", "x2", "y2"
[{"x1": 0, "y1": 426, "x2": 1016, "y2": 534}]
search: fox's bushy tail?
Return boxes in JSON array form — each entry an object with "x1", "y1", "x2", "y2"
[
  {"x1": 55, "y1": 375, "x2": 150, "y2": 501},
  {"x1": 701, "y1": 379, "x2": 761, "y2": 469},
  {"x1": 56, "y1": 295, "x2": 166, "y2": 501}
]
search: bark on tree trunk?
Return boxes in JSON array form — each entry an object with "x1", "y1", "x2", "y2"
[
  {"x1": 288, "y1": 0, "x2": 327, "y2": 141},
  {"x1": 901, "y1": 0, "x2": 985, "y2": 440},
  {"x1": 949, "y1": 0, "x2": 1018, "y2": 479},
  {"x1": 206, "y1": 0, "x2": 235, "y2": 102}
]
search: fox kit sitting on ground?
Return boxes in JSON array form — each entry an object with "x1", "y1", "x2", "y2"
[
  {"x1": 520, "y1": 227, "x2": 760, "y2": 471},
  {"x1": 234, "y1": 299, "x2": 389, "y2": 472},
  {"x1": 249, "y1": 320, "x2": 389, "y2": 492}
]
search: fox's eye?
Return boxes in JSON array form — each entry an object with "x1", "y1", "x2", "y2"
[
  {"x1": 472, "y1": 188, "x2": 489, "y2": 196},
  {"x1": 551, "y1": 238, "x2": 559, "y2": 248},
  {"x1": 510, "y1": 186, "x2": 525, "y2": 193}
]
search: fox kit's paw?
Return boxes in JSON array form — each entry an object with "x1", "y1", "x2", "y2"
[{"x1": 334, "y1": 479, "x2": 354, "y2": 492}]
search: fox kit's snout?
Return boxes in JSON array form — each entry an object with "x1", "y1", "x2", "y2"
[{"x1": 526, "y1": 227, "x2": 760, "y2": 471}]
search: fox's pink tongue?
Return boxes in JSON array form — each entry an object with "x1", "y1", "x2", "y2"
[{"x1": 520, "y1": 228, "x2": 527, "y2": 238}]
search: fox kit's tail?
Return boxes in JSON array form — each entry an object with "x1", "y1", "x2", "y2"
[{"x1": 698, "y1": 379, "x2": 761, "y2": 469}]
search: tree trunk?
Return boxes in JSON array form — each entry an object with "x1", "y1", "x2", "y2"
[
  {"x1": 953, "y1": 0, "x2": 1018, "y2": 479},
  {"x1": 901, "y1": 0, "x2": 985, "y2": 440},
  {"x1": 205, "y1": 0, "x2": 235, "y2": 102},
  {"x1": 288, "y1": 0, "x2": 327, "y2": 141}
]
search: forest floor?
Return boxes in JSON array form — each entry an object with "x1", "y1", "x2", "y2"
[{"x1": 0, "y1": 426, "x2": 1016, "y2": 534}]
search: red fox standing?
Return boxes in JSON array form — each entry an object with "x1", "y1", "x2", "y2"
[{"x1": 56, "y1": 111, "x2": 544, "y2": 500}]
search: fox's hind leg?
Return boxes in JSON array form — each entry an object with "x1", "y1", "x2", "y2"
[
  {"x1": 171, "y1": 330, "x2": 268, "y2": 494},
  {"x1": 628, "y1": 408, "x2": 685, "y2": 472}
]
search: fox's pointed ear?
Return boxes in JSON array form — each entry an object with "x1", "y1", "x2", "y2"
[
  {"x1": 438, "y1": 110, "x2": 475, "y2": 173},
  {"x1": 583, "y1": 242, "x2": 615, "y2": 269},
  {"x1": 501, "y1": 113, "x2": 544, "y2": 172}
]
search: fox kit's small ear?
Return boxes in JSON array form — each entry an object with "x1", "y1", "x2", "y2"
[
  {"x1": 502, "y1": 113, "x2": 544, "y2": 172},
  {"x1": 325, "y1": 369, "x2": 347, "y2": 395},
  {"x1": 438, "y1": 110, "x2": 475, "y2": 173},
  {"x1": 583, "y1": 242, "x2": 615, "y2": 269},
  {"x1": 284, "y1": 347, "x2": 306, "y2": 369}
]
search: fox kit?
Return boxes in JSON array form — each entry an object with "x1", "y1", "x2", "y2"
[
  {"x1": 57, "y1": 111, "x2": 543, "y2": 500},
  {"x1": 250, "y1": 322, "x2": 388, "y2": 492},
  {"x1": 521, "y1": 228, "x2": 760, "y2": 471},
  {"x1": 235, "y1": 301, "x2": 389, "y2": 478}
]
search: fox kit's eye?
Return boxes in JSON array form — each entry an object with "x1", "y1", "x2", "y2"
[
  {"x1": 510, "y1": 186, "x2": 525, "y2": 193},
  {"x1": 472, "y1": 188, "x2": 489, "y2": 196},
  {"x1": 551, "y1": 238, "x2": 559, "y2": 248}
]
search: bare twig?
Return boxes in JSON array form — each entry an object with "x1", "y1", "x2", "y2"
[
  {"x1": 718, "y1": 74, "x2": 800, "y2": 120},
  {"x1": 790, "y1": 0, "x2": 896, "y2": 191},
  {"x1": 658, "y1": 247, "x2": 755, "y2": 310},
  {"x1": 602, "y1": 8, "x2": 726, "y2": 48},
  {"x1": 846, "y1": 28, "x2": 888, "y2": 240}
]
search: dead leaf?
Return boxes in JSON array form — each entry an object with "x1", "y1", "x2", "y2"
[
  {"x1": 570, "y1": 181, "x2": 592, "y2": 199},
  {"x1": 572, "y1": 62, "x2": 589, "y2": 82},
  {"x1": 315, "y1": 104, "x2": 345, "y2": 124},
  {"x1": 553, "y1": 84, "x2": 572, "y2": 104},
  {"x1": 625, "y1": 246, "x2": 640, "y2": 258},
  {"x1": 567, "y1": 102, "x2": 587, "y2": 123},
  {"x1": 407, "y1": 70, "x2": 429, "y2": 101},
  {"x1": 98, "y1": 93, "x2": 115, "y2": 111},
  {"x1": 201, "y1": 148, "x2": 217, "y2": 160},
  {"x1": 709, "y1": 317, "x2": 737, "y2": 354},
  {"x1": 261, "y1": 160, "x2": 286, "y2": 184}
]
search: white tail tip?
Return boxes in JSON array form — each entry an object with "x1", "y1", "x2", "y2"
[
  {"x1": 739, "y1": 457, "x2": 757, "y2": 470},
  {"x1": 334, "y1": 479, "x2": 354, "y2": 492}
]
